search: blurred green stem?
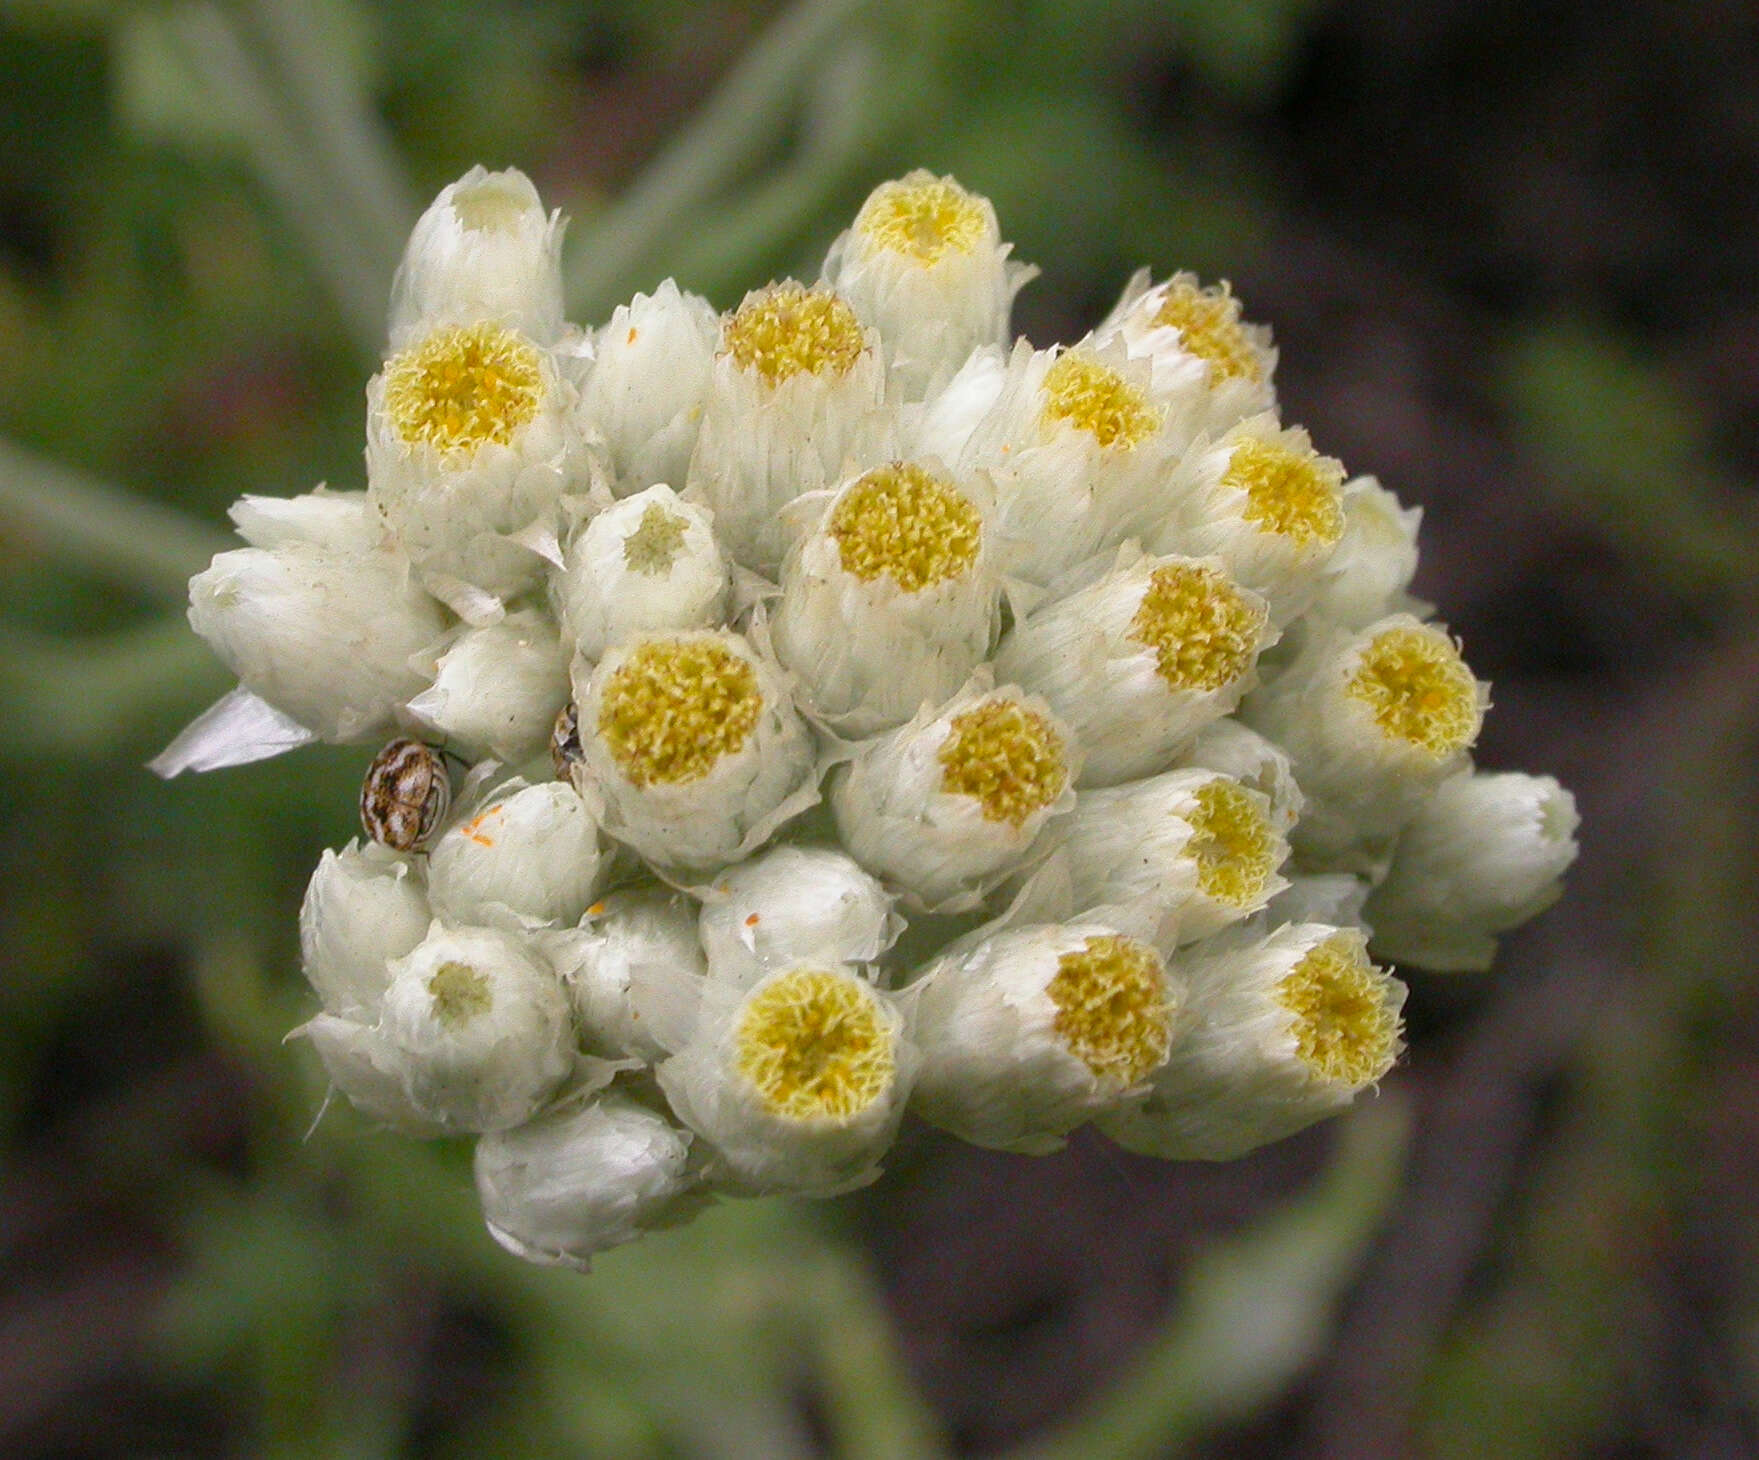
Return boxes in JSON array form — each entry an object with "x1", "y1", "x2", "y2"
[
  {"x1": 164, "y1": 3, "x2": 391, "y2": 355},
  {"x1": 0, "y1": 438, "x2": 230, "y2": 602},
  {"x1": 1021, "y1": 1101, "x2": 1412, "y2": 1460},
  {"x1": 564, "y1": 0, "x2": 875, "y2": 318},
  {"x1": 809, "y1": 1252, "x2": 951, "y2": 1460},
  {"x1": 233, "y1": 0, "x2": 417, "y2": 274},
  {"x1": 0, "y1": 619, "x2": 227, "y2": 753}
]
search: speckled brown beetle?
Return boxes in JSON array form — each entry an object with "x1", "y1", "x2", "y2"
[
  {"x1": 360, "y1": 738, "x2": 452, "y2": 851},
  {"x1": 550, "y1": 702, "x2": 583, "y2": 783}
]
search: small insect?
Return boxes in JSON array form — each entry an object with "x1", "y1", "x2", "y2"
[
  {"x1": 360, "y1": 738, "x2": 452, "y2": 851},
  {"x1": 551, "y1": 701, "x2": 583, "y2": 782}
]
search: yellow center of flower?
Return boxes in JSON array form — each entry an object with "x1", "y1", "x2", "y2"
[
  {"x1": 1223, "y1": 437, "x2": 1345, "y2": 546},
  {"x1": 1275, "y1": 937, "x2": 1402, "y2": 1086},
  {"x1": 828, "y1": 463, "x2": 982, "y2": 591},
  {"x1": 1151, "y1": 278, "x2": 1263, "y2": 384},
  {"x1": 1186, "y1": 778, "x2": 1276, "y2": 907},
  {"x1": 383, "y1": 321, "x2": 543, "y2": 455},
  {"x1": 1047, "y1": 934, "x2": 1172, "y2": 1086},
  {"x1": 1129, "y1": 561, "x2": 1266, "y2": 691},
  {"x1": 1039, "y1": 351, "x2": 1162, "y2": 449},
  {"x1": 1345, "y1": 625, "x2": 1481, "y2": 758},
  {"x1": 428, "y1": 961, "x2": 492, "y2": 1028},
  {"x1": 451, "y1": 178, "x2": 532, "y2": 232},
  {"x1": 938, "y1": 699, "x2": 1068, "y2": 826},
  {"x1": 723, "y1": 283, "x2": 865, "y2": 386},
  {"x1": 856, "y1": 175, "x2": 988, "y2": 263},
  {"x1": 734, "y1": 967, "x2": 895, "y2": 1121},
  {"x1": 597, "y1": 638, "x2": 762, "y2": 788},
  {"x1": 623, "y1": 503, "x2": 690, "y2": 576}
]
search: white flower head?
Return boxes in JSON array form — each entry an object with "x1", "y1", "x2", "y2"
[
  {"x1": 1094, "y1": 270, "x2": 1277, "y2": 448},
  {"x1": 550, "y1": 484, "x2": 729, "y2": 662},
  {"x1": 187, "y1": 535, "x2": 445, "y2": 743},
  {"x1": 474, "y1": 1091, "x2": 702, "y2": 1271},
  {"x1": 574, "y1": 629, "x2": 818, "y2": 870},
  {"x1": 373, "y1": 922, "x2": 573, "y2": 1133},
  {"x1": 1364, "y1": 770, "x2": 1580, "y2": 972},
  {"x1": 1243, "y1": 612, "x2": 1487, "y2": 866},
  {"x1": 300, "y1": 921, "x2": 573, "y2": 1136},
  {"x1": 426, "y1": 778, "x2": 606, "y2": 930},
  {"x1": 656, "y1": 962, "x2": 914, "y2": 1196},
  {"x1": 406, "y1": 609, "x2": 571, "y2": 765},
  {"x1": 388, "y1": 166, "x2": 566, "y2": 349},
  {"x1": 696, "y1": 845, "x2": 901, "y2": 988},
  {"x1": 829, "y1": 679, "x2": 1078, "y2": 911},
  {"x1": 366, "y1": 318, "x2": 598, "y2": 614},
  {"x1": 1040, "y1": 770, "x2": 1290, "y2": 951},
  {"x1": 954, "y1": 337, "x2": 1179, "y2": 586},
  {"x1": 822, "y1": 170, "x2": 1036, "y2": 400},
  {"x1": 686, "y1": 280, "x2": 894, "y2": 575},
  {"x1": 1151, "y1": 414, "x2": 1347, "y2": 625},
  {"x1": 544, "y1": 889, "x2": 706, "y2": 1062},
  {"x1": 772, "y1": 460, "x2": 1001, "y2": 736},
  {"x1": 299, "y1": 839, "x2": 432, "y2": 1017},
  {"x1": 991, "y1": 549, "x2": 1276, "y2": 786},
  {"x1": 578, "y1": 279, "x2": 720, "y2": 491},
  {"x1": 910, "y1": 923, "x2": 1181, "y2": 1153},
  {"x1": 1099, "y1": 923, "x2": 1405, "y2": 1160}
]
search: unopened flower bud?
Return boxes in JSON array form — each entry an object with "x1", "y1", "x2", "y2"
[
  {"x1": 697, "y1": 845, "x2": 900, "y2": 986},
  {"x1": 474, "y1": 1092, "x2": 701, "y2": 1270},
  {"x1": 1364, "y1": 771, "x2": 1579, "y2": 971},
  {"x1": 406, "y1": 610, "x2": 571, "y2": 765},
  {"x1": 577, "y1": 279, "x2": 720, "y2": 491},
  {"x1": 427, "y1": 779, "x2": 606, "y2": 929}
]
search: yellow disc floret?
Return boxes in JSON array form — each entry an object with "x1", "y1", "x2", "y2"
[
  {"x1": 938, "y1": 698, "x2": 1068, "y2": 827},
  {"x1": 1345, "y1": 625, "x2": 1481, "y2": 758},
  {"x1": 1186, "y1": 779, "x2": 1276, "y2": 907},
  {"x1": 1047, "y1": 934, "x2": 1172, "y2": 1086},
  {"x1": 1129, "y1": 562, "x2": 1266, "y2": 691},
  {"x1": 1040, "y1": 351, "x2": 1162, "y2": 450},
  {"x1": 1275, "y1": 936, "x2": 1402, "y2": 1086},
  {"x1": 856, "y1": 174, "x2": 989, "y2": 264},
  {"x1": 597, "y1": 637, "x2": 762, "y2": 788},
  {"x1": 734, "y1": 967, "x2": 896, "y2": 1122},
  {"x1": 828, "y1": 463, "x2": 982, "y2": 592},
  {"x1": 451, "y1": 178, "x2": 531, "y2": 232},
  {"x1": 622, "y1": 503, "x2": 691, "y2": 576},
  {"x1": 383, "y1": 321, "x2": 543, "y2": 455},
  {"x1": 1223, "y1": 437, "x2": 1345, "y2": 546},
  {"x1": 723, "y1": 283, "x2": 866, "y2": 386},
  {"x1": 1152, "y1": 278, "x2": 1264, "y2": 384},
  {"x1": 428, "y1": 961, "x2": 492, "y2": 1029}
]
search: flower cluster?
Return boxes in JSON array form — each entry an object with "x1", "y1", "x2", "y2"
[{"x1": 160, "y1": 167, "x2": 1578, "y2": 1268}]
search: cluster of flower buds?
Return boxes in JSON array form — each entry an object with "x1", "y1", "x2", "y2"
[{"x1": 159, "y1": 167, "x2": 1579, "y2": 1269}]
